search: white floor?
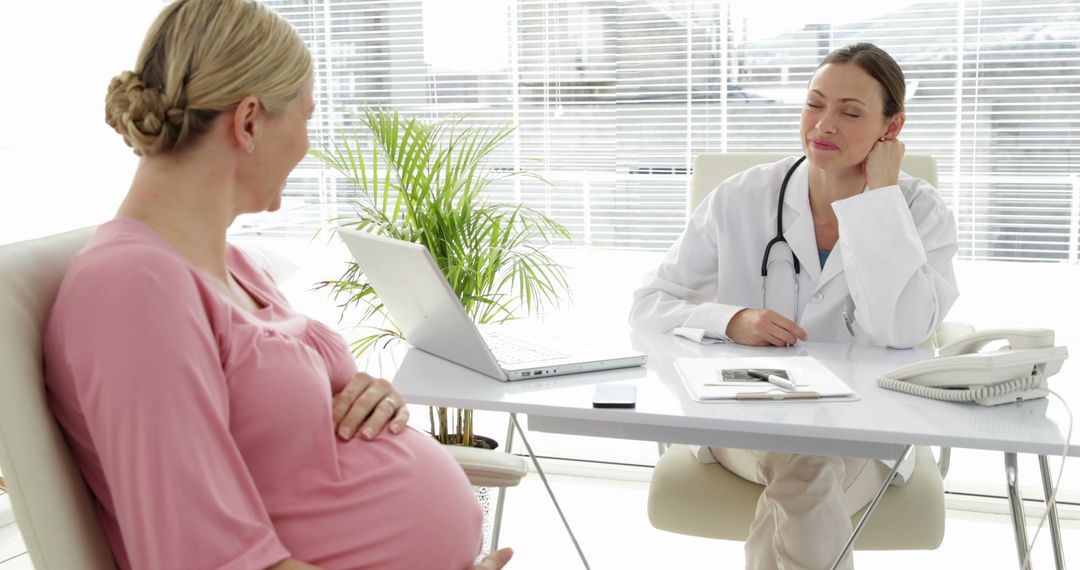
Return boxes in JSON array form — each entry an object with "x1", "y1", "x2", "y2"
[
  {"x1": 2, "y1": 467, "x2": 1076, "y2": 570},
  {"x1": 493, "y1": 463, "x2": 1080, "y2": 569},
  {"x1": 0, "y1": 490, "x2": 30, "y2": 570}
]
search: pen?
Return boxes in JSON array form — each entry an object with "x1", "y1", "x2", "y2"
[{"x1": 746, "y1": 369, "x2": 797, "y2": 391}]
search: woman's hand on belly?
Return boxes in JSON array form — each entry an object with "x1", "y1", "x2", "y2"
[{"x1": 331, "y1": 372, "x2": 410, "y2": 440}]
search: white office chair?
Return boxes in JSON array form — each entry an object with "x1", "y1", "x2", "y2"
[
  {"x1": 688, "y1": 152, "x2": 939, "y2": 215},
  {"x1": 0, "y1": 227, "x2": 527, "y2": 569},
  {"x1": 648, "y1": 152, "x2": 952, "y2": 552},
  {"x1": 0, "y1": 227, "x2": 114, "y2": 569}
]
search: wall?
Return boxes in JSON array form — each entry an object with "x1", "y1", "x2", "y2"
[{"x1": 0, "y1": 1, "x2": 160, "y2": 246}]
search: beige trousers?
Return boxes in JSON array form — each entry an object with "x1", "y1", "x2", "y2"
[{"x1": 709, "y1": 447, "x2": 892, "y2": 570}]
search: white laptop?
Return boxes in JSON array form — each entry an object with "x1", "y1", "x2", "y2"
[{"x1": 337, "y1": 228, "x2": 647, "y2": 381}]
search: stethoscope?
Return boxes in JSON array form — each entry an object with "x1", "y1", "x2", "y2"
[
  {"x1": 760, "y1": 156, "x2": 806, "y2": 325},
  {"x1": 760, "y1": 155, "x2": 855, "y2": 337}
]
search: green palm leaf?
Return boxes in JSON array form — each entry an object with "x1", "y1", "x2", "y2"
[{"x1": 311, "y1": 106, "x2": 571, "y2": 446}]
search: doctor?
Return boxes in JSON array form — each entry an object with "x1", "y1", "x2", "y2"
[{"x1": 630, "y1": 43, "x2": 959, "y2": 570}]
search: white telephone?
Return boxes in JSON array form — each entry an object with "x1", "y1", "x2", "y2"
[{"x1": 877, "y1": 326, "x2": 1069, "y2": 406}]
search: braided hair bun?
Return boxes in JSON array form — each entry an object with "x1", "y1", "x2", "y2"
[
  {"x1": 104, "y1": 0, "x2": 311, "y2": 157},
  {"x1": 105, "y1": 71, "x2": 187, "y2": 156}
]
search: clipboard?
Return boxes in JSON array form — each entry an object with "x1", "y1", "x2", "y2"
[{"x1": 674, "y1": 356, "x2": 859, "y2": 402}]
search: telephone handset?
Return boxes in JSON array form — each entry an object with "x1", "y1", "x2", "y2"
[{"x1": 877, "y1": 327, "x2": 1069, "y2": 406}]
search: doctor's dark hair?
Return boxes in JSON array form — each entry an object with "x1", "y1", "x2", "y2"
[
  {"x1": 104, "y1": 0, "x2": 312, "y2": 156},
  {"x1": 818, "y1": 43, "x2": 905, "y2": 118}
]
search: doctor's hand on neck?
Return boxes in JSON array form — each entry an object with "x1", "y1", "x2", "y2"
[
  {"x1": 726, "y1": 309, "x2": 809, "y2": 347},
  {"x1": 862, "y1": 137, "x2": 905, "y2": 190}
]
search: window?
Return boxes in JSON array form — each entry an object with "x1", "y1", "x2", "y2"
[{"x1": 244, "y1": 0, "x2": 1080, "y2": 264}]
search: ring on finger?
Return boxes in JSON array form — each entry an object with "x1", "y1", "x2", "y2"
[{"x1": 381, "y1": 396, "x2": 398, "y2": 410}]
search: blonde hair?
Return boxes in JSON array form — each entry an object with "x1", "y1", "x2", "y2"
[{"x1": 105, "y1": 0, "x2": 312, "y2": 156}]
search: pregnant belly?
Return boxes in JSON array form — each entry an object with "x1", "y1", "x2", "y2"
[{"x1": 273, "y1": 428, "x2": 484, "y2": 569}]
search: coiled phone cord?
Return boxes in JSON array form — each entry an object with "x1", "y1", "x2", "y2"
[{"x1": 875, "y1": 373, "x2": 1043, "y2": 402}]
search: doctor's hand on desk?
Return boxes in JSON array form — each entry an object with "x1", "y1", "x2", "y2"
[
  {"x1": 727, "y1": 309, "x2": 808, "y2": 347},
  {"x1": 863, "y1": 137, "x2": 905, "y2": 190},
  {"x1": 332, "y1": 372, "x2": 410, "y2": 441}
]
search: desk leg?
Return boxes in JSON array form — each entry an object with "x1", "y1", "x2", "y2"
[
  {"x1": 510, "y1": 414, "x2": 591, "y2": 570},
  {"x1": 830, "y1": 444, "x2": 914, "y2": 570},
  {"x1": 490, "y1": 417, "x2": 517, "y2": 552},
  {"x1": 1005, "y1": 452, "x2": 1032, "y2": 569},
  {"x1": 1038, "y1": 455, "x2": 1066, "y2": 570}
]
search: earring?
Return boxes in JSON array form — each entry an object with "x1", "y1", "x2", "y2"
[
  {"x1": 248, "y1": 142, "x2": 255, "y2": 153},
  {"x1": 878, "y1": 137, "x2": 886, "y2": 142}
]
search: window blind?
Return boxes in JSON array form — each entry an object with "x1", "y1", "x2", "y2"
[{"x1": 238, "y1": 0, "x2": 1080, "y2": 263}]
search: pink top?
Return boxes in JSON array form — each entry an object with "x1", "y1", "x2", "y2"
[{"x1": 44, "y1": 218, "x2": 483, "y2": 570}]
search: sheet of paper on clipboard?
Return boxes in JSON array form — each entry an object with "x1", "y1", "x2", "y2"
[{"x1": 674, "y1": 356, "x2": 858, "y2": 402}]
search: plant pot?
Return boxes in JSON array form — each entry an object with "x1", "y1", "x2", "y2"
[{"x1": 437, "y1": 433, "x2": 499, "y2": 451}]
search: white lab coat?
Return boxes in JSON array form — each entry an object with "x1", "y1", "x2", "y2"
[
  {"x1": 630, "y1": 155, "x2": 959, "y2": 348},
  {"x1": 630, "y1": 155, "x2": 960, "y2": 481}
]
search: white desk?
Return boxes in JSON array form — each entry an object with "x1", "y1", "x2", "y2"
[
  {"x1": 385, "y1": 332, "x2": 1077, "y2": 460},
  {"x1": 380, "y1": 330, "x2": 1077, "y2": 569}
]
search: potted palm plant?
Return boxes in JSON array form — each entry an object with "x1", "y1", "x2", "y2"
[{"x1": 311, "y1": 106, "x2": 570, "y2": 449}]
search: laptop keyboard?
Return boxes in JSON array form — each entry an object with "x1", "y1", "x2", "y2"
[{"x1": 483, "y1": 332, "x2": 568, "y2": 365}]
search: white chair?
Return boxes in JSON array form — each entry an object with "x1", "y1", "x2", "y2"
[
  {"x1": 647, "y1": 153, "x2": 952, "y2": 553},
  {"x1": 649, "y1": 445, "x2": 946, "y2": 549},
  {"x1": 688, "y1": 152, "x2": 939, "y2": 215},
  {"x1": 0, "y1": 227, "x2": 114, "y2": 569},
  {"x1": 0, "y1": 227, "x2": 527, "y2": 569}
]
